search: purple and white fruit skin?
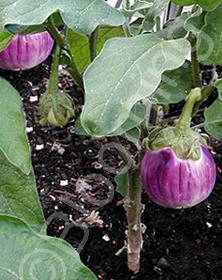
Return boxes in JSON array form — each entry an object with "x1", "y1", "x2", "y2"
[
  {"x1": 141, "y1": 145, "x2": 216, "y2": 209},
  {"x1": 0, "y1": 31, "x2": 54, "y2": 71}
]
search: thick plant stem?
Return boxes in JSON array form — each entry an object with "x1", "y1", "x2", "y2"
[
  {"x1": 126, "y1": 166, "x2": 143, "y2": 274},
  {"x1": 45, "y1": 16, "x2": 83, "y2": 88},
  {"x1": 47, "y1": 43, "x2": 60, "y2": 94},
  {"x1": 45, "y1": 16, "x2": 65, "y2": 49},
  {"x1": 66, "y1": 63, "x2": 84, "y2": 89},
  {"x1": 176, "y1": 87, "x2": 201, "y2": 132},
  {"x1": 175, "y1": 5, "x2": 183, "y2": 17},
  {"x1": 192, "y1": 84, "x2": 215, "y2": 116},
  {"x1": 89, "y1": 27, "x2": 98, "y2": 62},
  {"x1": 188, "y1": 33, "x2": 201, "y2": 88}
]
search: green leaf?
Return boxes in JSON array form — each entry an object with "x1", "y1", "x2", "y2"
[
  {"x1": 75, "y1": 102, "x2": 146, "y2": 136},
  {"x1": 115, "y1": 170, "x2": 129, "y2": 197},
  {"x1": 67, "y1": 26, "x2": 124, "y2": 73},
  {"x1": 6, "y1": 11, "x2": 64, "y2": 35},
  {"x1": 81, "y1": 34, "x2": 190, "y2": 136},
  {"x1": 204, "y1": 98, "x2": 222, "y2": 140},
  {"x1": 0, "y1": 29, "x2": 14, "y2": 51},
  {"x1": 215, "y1": 78, "x2": 222, "y2": 100},
  {"x1": 0, "y1": 215, "x2": 96, "y2": 280},
  {"x1": 0, "y1": 78, "x2": 45, "y2": 233},
  {"x1": 66, "y1": 29, "x2": 90, "y2": 73},
  {"x1": 197, "y1": 3, "x2": 222, "y2": 65},
  {"x1": 122, "y1": 0, "x2": 153, "y2": 17},
  {"x1": 184, "y1": 9, "x2": 206, "y2": 34},
  {"x1": 0, "y1": 78, "x2": 31, "y2": 175},
  {"x1": 197, "y1": 0, "x2": 222, "y2": 11},
  {"x1": 110, "y1": 102, "x2": 147, "y2": 136},
  {"x1": 124, "y1": 127, "x2": 141, "y2": 147},
  {"x1": 152, "y1": 60, "x2": 193, "y2": 104},
  {"x1": 171, "y1": 0, "x2": 194, "y2": 5},
  {"x1": 143, "y1": 0, "x2": 169, "y2": 31},
  {"x1": 156, "y1": 13, "x2": 188, "y2": 40},
  {"x1": 172, "y1": 0, "x2": 221, "y2": 10},
  {"x1": 0, "y1": 0, "x2": 124, "y2": 35},
  {"x1": 96, "y1": 25, "x2": 125, "y2": 54}
]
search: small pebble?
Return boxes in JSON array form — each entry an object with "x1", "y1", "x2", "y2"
[
  {"x1": 26, "y1": 126, "x2": 33, "y2": 133},
  {"x1": 206, "y1": 222, "x2": 213, "y2": 228},
  {"x1": 35, "y1": 144, "x2": 44, "y2": 150},
  {"x1": 102, "y1": 234, "x2": 110, "y2": 242},
  {"x1": 29, "y1": 95, "x2": 38, "y2": 102},
  {"x1": 60, "y1": 180, "x2": 68, "y2": 186}
]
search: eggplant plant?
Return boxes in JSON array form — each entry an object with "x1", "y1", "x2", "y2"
[{"x1": 0, "y1": 0, "x2": 222, "y2": 278}]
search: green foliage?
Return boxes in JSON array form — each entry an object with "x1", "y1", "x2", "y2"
[
  {"x1": 143, "y1": 0, "x2": 169, "y2": 31},
  {"x1": 215, "y1": 78, "x2": 222, "y2": 100},
  {"x1": 0, "y1": 215, "x2": 96, "y2": 280},
  {"x1": 204, "y1": 98, "x2": 222, "y2": 140},
  {"x1": 157, "y1": 13, "x2": 188, "y2": 40},
  {"x1": 115, "y1": 170, "x2": 129, "y2": 196},
  {"x1": 152, "y1": 60, "x2": 193, "y2": 104},
  {"x1": 184, "y1": 9, "x2": 206, "y2": 34},
  {"x1": 0, "y1": 78, "x2": 45, "y2": 233},
  {"x1": 171, "y1": 0, "x2": 194, "y2": 5},
  {"x1": 0, "y1": 29, "x2": 14, "y2": 51},
  {"x1": 197, "y1": 3, "x2": 222, "y2": 65},
  {"x1": 67, "y1": 25, "x2": 124, "y2": 73},
  {"x1": 81, "y1": 34, "x2": 190, "y2": 136},
  {"x1": 0, "y1": 0, "x2": 124, "y2": 35},
  {"x1": 122, "y1": 0, "x2": 153, "y2": 17},
  {"x1": 197, "y1": 0, "x2": 222, "y2": 11},
  {"x1": 75, "y1": 102, "x2": 147, "y2": 137}
]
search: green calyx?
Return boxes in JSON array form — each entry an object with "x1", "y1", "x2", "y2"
[
  {"x1": 39, "y1": 43, "x2": 74, "y2": 127},
  {"x1": 144, "y1": 88, "x2": 206, "y2": 160},
  {"x1": 39, "y1": 90, "x2": 74, "y2": 127}
]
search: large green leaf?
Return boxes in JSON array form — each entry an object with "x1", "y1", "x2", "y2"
[
  {"x1": 152, "y1": 60, "x2": 193, "y2": 104},
  {"x1": 184, "y1": 9, "x2": 206, "y2": 34},
  {"x1": 215, "y1": 78, "x2": 222, "y2": 101},
  {"x1": 0, "y1": 29, "x2": 14, "y2": 51},
  {"x1": 0, "y1": 215, "x2": 96, "y2": 280},
  {"x1": 67, "y1": 25, "x2": 124, "y2": 73},
  {"x1": 0, "y1": 0, "x2": 124, "y2": 35},
  {"x1": 197, "y1": 3, "x2": 222, "y2": 65},
  {"x1": 143, "y1": 0, "x2": 169, "y2": 31},
  {"x1": 156, "y1": 13, "x2": 188, "y2": 40},
  {"x1": 204, "y1": 98, "x2": 222, "y2": 140},
  {"x1": 197, "y1": 0, "x2": 222, "y2": 11},
  {"x1": 0, "y1": 78, "x2": 45, "y2": 232},
  {"x1": 122, "y1": 0, "x2": 153, "y2": 17},
  {"x1": 0, "y1": 78, "x2": 31, "y2": 174},
  {"x1": 170, "y1": 0, "x2": 221, "y2": 10},
  {"x1": 81, "y1": 34, "x2": 190, "y2": 136},
  {"x1": 75, "y1": 102, "x2": 146, "y2": 136}
]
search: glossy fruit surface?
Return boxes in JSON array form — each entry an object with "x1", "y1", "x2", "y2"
[
  {"x1": 0, "y1": 31, "x2": 54, "y2": 70},
  {"x1": 141, "y1": 144, "x2": 216, "y2": 208}
]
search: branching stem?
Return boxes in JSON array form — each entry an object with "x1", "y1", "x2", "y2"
[{"x1": 188, "y1": 33, "x2": 201, "y2": 88}]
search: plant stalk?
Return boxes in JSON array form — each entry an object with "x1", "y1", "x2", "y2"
[
  {"x1": 192, "y1": 84, "x2": 215, "y2": 116},
  {"x1": 126, "y1": 165, "x2": 143, "y2": 274},
  {"x1": 188, "y1": 33, "x2": 201, "y2": 88},
  {"x1": 47, "y1": 43, "x2": 60, "y2": 94},
  {"x1": 89, "y1": 27, "x2": 98, "y2": 62},
  {"x1": 175, "y1": 5, "x2": 183, "y2": 17},
  {"x1": 66, "y1": 62, "x2": 84, "y2": 89},
  {"x1": 45, "y1": 16, "x2": 65, "y2": 49},
  {"x1": 176, "y1": 87, "x2": 201, "y2": 132}
]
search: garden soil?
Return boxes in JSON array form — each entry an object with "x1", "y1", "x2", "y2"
[{"x1": 0, "y1": 57, "x2": 222, "y2": 280}]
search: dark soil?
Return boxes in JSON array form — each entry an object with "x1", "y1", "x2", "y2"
[{"x1": 1, "y1": 57, "x2": 222, "y2": 280}]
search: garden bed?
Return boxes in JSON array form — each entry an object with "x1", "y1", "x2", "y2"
[{"x1": 0, "y1": 58, "x2": 222, "y2": 280}]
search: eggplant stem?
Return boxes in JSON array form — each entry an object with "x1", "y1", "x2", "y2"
[{"x1": 126, "y1": 166, "x2": 143, "y2": 273}]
